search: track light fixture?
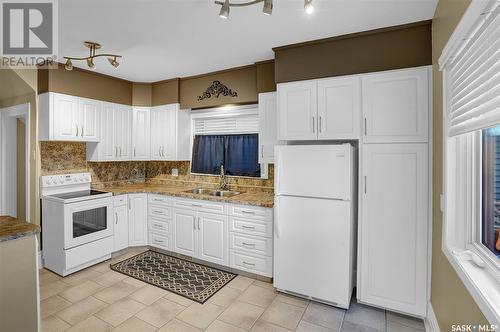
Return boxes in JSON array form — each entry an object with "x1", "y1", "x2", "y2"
[
  {"x1": 63, "y1": 42, "x2": 122, "y2": 71},
  {"x1": 219, "y1": 0, "x2": 230, "y2": 19},
  {"x1": 263, "y1": 0, "x2": 273, "y2": 15},
  {"x1": 304, "y1": 0, "x2": 314, "y2": 14}
]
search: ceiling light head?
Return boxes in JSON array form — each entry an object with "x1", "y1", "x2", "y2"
[
  {"x1": 304, "y1": 0, "x2": 314, "y2": 14},
  {"x1": 263, "y1": 0, "x2": 273, "y2": 15},
  {"x1": 87, "y1": 58, "x2": 95, "y2": 69},
  {"x1": 219, "y1": 0, "x2": 230, "y2": 19},
  {"x1": 108, "y1": 57, "x2": 120, "y2": 68},
  {"x1": 64, "y1": 58, "x2": 73, "y2": 71}
]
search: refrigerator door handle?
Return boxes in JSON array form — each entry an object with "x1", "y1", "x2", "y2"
[{"x1": 274, "y1": 199, "x2": 281, "y2": 238}]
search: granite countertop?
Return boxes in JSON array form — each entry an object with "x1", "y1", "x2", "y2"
[
  {"x1": 0, "y1": 216, "x2": 40, "y2": 242},
  {"x1": 98, "y1": 183, "x2": 275, "y2": 208}
]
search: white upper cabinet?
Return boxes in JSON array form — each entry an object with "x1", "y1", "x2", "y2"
[
  {"x1": 150, "y1": 104, "x2": 191, "y2": 161},
  {"x1": 39, "y1": 92, "x2": 99, "y2": 142},
  {"x1": 258, "y1": 92, "x2": 280, "y2": 164},
  {"x1": 359, "y1": 143, "x2": 428, "y2": 316},
  {"x1": 317, "y1": 76, "x2": 361, "y2": 140},
  {"x1": 362, "y1": 67, "x2": 429, "y2": 143},
  {"x1": 132, "y1": 107, "x2": 151, "y2": 160},
  {"x1": 115, "y1": 105, "x2": 133, "y2": 160},
  {"x1": 87, "y1": 103, "x2": 132, "y2": 161},
  {"x1": 278, "y1": 80, "x2": 317, "y2": 141}
]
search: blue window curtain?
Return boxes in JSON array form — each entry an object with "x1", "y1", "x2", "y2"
[
  {"x1": 191, "y1": 135, "x2": 225, "y2": 175},
  {"x1": 224, "y1": 134, "x2": 260, "y2": 177},
  {"x1": 191, "y1": 134, "x2": 260, "y2": 177}
]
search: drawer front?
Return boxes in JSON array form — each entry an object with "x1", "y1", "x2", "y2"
[
  {"x1": 149, "y1": 217, "x2": 170, "y2": 234},
  {"x1": 113, "y1": 195, "x2": 127, "y2": 207},
  {"x1": 230, "y1": 216, "x2": 272, "y2": 238},
  {"x1": 149, "y1": 232, "x2": 170, "y2": 250},
  {"x1": 148, "y1": 194, "x2": 172, "y2": 206},
  {"x1": 148, "y1": 205, "x2": 172, "y2": 219},
  {"x1": 230, "y1": 232, "x2": 273, "y2": 257},
  {"x1": 229, "y1": 204, "x2": 273, "y2": 221},
  {"x1": 174, "y1": 198, "x2": 227, "y2": 214},
  {"x1": 230, "y1": 250, "x2": 272, "y2": 277}
]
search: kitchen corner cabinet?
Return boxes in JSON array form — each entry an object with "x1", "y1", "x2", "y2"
[
  {"x1": 132, "y1": 107, "x2": 151, "y2": 160},
  {"x1": 150, "y1": 104, "x2": 191, "y2": 161},
  {"x1": 359, "y1": 143, "x2": 428, "y2": 316},
  {"x1": 258, "y1": 92, "x2": 280, "y2": 164},
  {"x1": 39, "y1": 92, "x2": 100, "y2": 142},
  {"x1": 87, "y1": 103, "x2": 132, "y2": 161},
  {"x1": 113, "y1": 195, "x2": 129, "y2": 252},
  {"x1": 128, "y1": 194, "x2": 148, "y2": 246},
  {"x1": 362, "y1": 67, "x2": 429, "y2": 143},
  {"x1": 277, "y1": 76, "x2": 361, "y2": 141}
]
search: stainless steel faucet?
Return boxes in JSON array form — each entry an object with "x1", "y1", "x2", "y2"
[{"x1": 219, "y1": 165, "x2": 229, "y2": 191}]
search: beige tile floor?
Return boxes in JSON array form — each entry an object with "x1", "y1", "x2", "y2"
[{"x1": 40, "y1": 248, "x2": 426, "y2": 332}]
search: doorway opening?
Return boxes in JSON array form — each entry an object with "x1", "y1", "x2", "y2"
[{"x1": 0, "y1": 103, "x2": 30, "y2": 220}]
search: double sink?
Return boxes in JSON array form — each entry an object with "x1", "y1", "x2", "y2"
[{"x1": 185, "y1": 188, "x2": 241, "y2": 198}]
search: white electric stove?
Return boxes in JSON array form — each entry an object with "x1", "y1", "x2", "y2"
[{"x1": 41, "y1": 172, "x2": 114, "y2": 276}]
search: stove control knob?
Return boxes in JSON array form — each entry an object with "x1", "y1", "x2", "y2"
[
  {"x1": 45, "y1": 179, "x2": 51, "y2": 185},
  {"x1": 52, "y1": 179, "x2": 58, "y2": 185},
  {"x1": 79, "y1": 177, "x2": 84, "y2": 182}
]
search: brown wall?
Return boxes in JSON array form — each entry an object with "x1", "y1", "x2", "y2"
[
  {"x1": 180, "y1": 65, "x2": 258, "y2": 109},
  {"x1": 256, "y1": 60, "x2": 276, "y2": 93},
  {"x1": 38, "y1": 65, "x2": 133, "y2": 105},
  {"x1": 274, "y1": 21, "x2": 432, "y2": 83},
  {"x1": 152, "y1": 78, "x2": 180, "y2": 106},
  {"x1": 132, "y1": 83, "x2": 152, "y2": 107},
  {"x1": 431, "y1": 0, "x2": 488, "y2": 329}
]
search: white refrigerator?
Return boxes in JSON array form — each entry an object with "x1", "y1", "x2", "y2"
[{"x1": 274, "y1": 144, "x2": 356, "y2": 309}]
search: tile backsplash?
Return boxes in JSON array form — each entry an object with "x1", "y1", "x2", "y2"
[{"x1": 40, "y1": 142, "x2": 273, "y2": 192}]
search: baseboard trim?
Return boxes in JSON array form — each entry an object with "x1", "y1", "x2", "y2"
[{"x1": 425, "y1": 302, "x2": 440, "y2": 332}]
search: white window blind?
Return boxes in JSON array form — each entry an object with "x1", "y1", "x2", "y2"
[
  {"x1": 448, "y1": 1, "x2": 500, "y2": 136},
  {"x1": 193, "y1": 114, "x2": 259, "y2": 135}
]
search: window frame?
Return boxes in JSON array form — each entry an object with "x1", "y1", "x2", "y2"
[
  {"x1": 442, "y1": 54, "x2": 500, "y2": 325},
  {"x1": 189, "y1": 105, "x2": 268, "y2": 179}
]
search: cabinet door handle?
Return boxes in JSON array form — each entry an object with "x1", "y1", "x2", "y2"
[
  {"x1": 115, "y1": 212, "x2": 118, "y2": 224},
  {"x1": 197, "y1": 217, "x2": 201, "y2": 230},
  {"x1": 319, "y1": 116, "x2": 322, "y2": 133},
  {"x1": 364, "y1": 118, "x2": 367, "y2": 136},
  {"x1": 241, "y1": 225, "x2": 255, "y2": 230},
  {"x1": 364, "y1": 176, "x2": 367, "y2": 194},
  {"x1": 242, "y1": 261, "x2": 255, "y2": 267},
  {"x1": 128, "y1": 197, "x2": 131, "y2": 209},
  {"x1": 119, "y1": 146, "x2": 122, "y2": 157},
  {"x1": 134, "y1": 147, "x2": 136, "y2": 157},
  {"x1": 81, "y1": 125, "x2": 84, "y2": 137},
  {"x1": 261, "y1": 145, "x2": 264, "y2": 159},
  {"x1": 193, "y1": 219, "x2": 196, "y2": 230},
  {"x1": 75, "y1": 124, "x2": 79, "y2": 137},
  {"x1": 115, "y1": 146, "x2": 118, "y2": 157},
  {"x1": 312, "y1": 116, "x2": 315, "y2": 133},
  {"x1": 242, "y1": 242, "x2": 255, "y2": 248}
]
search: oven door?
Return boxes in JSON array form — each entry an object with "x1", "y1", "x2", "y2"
[{"x1": 64, "y1": 197, "x2": 113, "y2": 249}]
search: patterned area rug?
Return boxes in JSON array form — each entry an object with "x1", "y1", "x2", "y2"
[{"x1": 110, "y1": 250, "x2": 236, "y2": 304}]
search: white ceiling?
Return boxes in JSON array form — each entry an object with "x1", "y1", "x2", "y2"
[{"x1": 59, "y1": 0, "x2": 438, "y2": 82}]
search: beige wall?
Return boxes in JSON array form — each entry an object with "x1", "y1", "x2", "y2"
[
  {"x1": 431, "y1": 0, "x2": 488, "y2": 329},
  {"x1": 132, "y1": 82, "x2": 153, "y2": 106}
]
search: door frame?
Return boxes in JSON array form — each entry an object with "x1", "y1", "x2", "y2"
[{"x1": 0, "y1": 103, "x2": 30, "y2": 220}]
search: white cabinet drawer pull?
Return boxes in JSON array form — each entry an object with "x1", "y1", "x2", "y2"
[
  {"x1": 241, "y1": 210, "x2": 256, "y2": 215},
  {"x1": 153, "y1": 198, "x2": 165, "y2": 202},
  {"x1": 191, "y1": 203, "x2": 203, "y2": 207},
  {"x1": 241, "y1": 225, "x2": 255, "y2": 230},
  {"x1": 242, "y1": 242, "x2": 255, "y2": 248},
  {"x1": 154, "y1": 239, "x2": 164, "y2": 243},
  {"x1": 242, "y1": 261, "x2": 255, "y2": 267},
  {"x1": 153, "y1": 223, "x2": 164, "y2": 228},
  {"x1": 153, "y1": 210, "x2": 165, "y2": 214}
]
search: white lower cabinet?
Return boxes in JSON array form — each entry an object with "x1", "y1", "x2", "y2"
[
  {"x1": 172, "y1": 208, "x2": 198, "y2": 257},
  {"x1": 358, "y1": 143, "x2": 428, "y2": 317},
  {"x1": 113, "y1": 195, "x2": 129, "y2": 252},
  {"x1": 113, "y1": 193, "x2": 273, "y2": 277},
  {"x1": 128, "y1": 194, "x2": 148, "y2": 246}
]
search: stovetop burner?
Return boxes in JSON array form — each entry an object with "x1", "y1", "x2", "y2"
[{"x1": 48, "y1": 190, "x2": 108, "y2": 200}]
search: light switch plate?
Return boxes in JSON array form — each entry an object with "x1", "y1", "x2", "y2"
[{"x1": 171, "y1": 168, "x2": 179, "y2": 177}]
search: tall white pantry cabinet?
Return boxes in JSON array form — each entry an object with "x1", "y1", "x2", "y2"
[
  {"x1": 358, "y1": 66, "x2": 430, "y2": 317},
  {"x1": 277, "y1": 66, "x2": 431, "y2": 317}
]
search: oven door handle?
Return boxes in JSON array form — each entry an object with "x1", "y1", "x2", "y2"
[{"x1": 115, "y1": 212, "x2": 118, "y2": 224}]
